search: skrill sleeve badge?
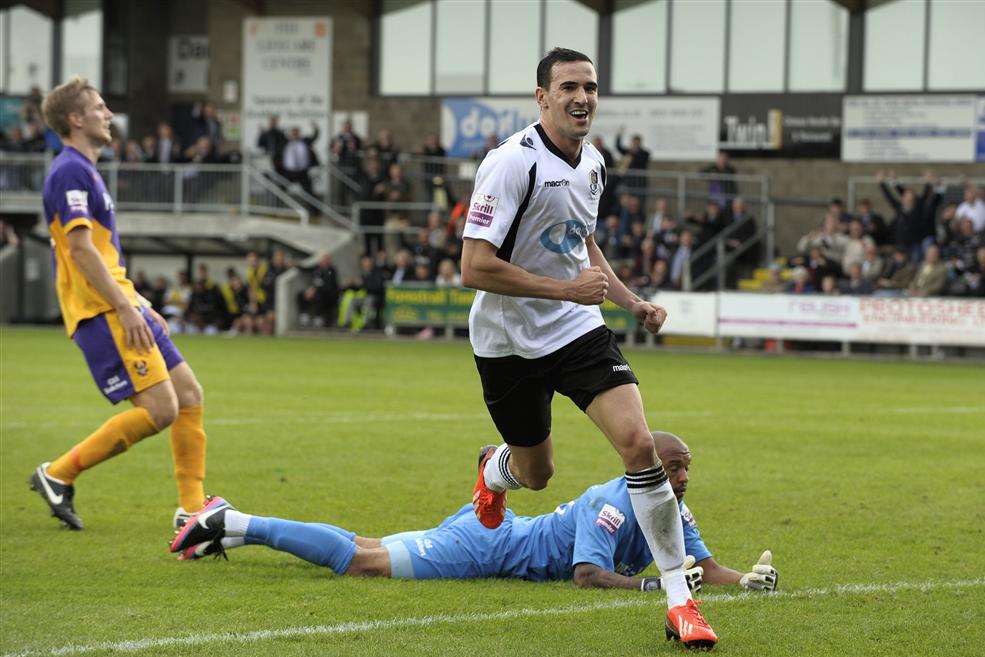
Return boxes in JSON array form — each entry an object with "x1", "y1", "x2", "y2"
[
  {"x1": 595, "y1": 503, "x2": 625, "y2": 534},
  {"x1": 66, "y1": 190, "x2": 89, "y2": 213},
  {"x1": 467, "y1": 192, "x2": 498, "y2": 227}
]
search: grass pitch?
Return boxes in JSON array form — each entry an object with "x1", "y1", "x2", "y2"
[{"x1": 2, "y1": 327, "x2": 983, "y2": 657}]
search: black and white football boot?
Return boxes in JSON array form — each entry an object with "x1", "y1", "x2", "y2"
[{"x1": 29, "y1": 462, "x2": 83, "y2": 530}]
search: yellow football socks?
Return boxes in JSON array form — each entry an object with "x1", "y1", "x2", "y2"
[
  {"x1": 47, "y1": 407, "x2": 158, "y2": 483},
  {"x1": 170, "y1": 405, "x2": 207, "y2": 512}
]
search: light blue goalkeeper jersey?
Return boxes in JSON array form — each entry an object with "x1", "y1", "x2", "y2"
[{"x1": 383, "y1": 476, "x2": 712, "y2": 581}]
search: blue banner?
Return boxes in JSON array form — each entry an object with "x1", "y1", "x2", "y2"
[{"x1": 441, "y1": 98, "x2": 539, "y2": 158}]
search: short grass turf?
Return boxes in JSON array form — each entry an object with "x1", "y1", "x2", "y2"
[{"x1": 2, "y1": 327, "x2": 983, "y2": 657}]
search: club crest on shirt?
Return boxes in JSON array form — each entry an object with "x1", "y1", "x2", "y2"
[
  {"x1": 589, "y1": 169, "x2": 599, "y2": 196},
  {"x1": 596, "y1": 503, "x2": 625, "y2": 534},
  {"x1": 134, "y1": 360, "x2": 148, "y2": 376},
  {"x1": 467, "y1": 192, "x2": 498, "y2": 227}
]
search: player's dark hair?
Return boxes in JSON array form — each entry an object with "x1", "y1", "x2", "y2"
[{"x1": 536, "y1": 47, "x2": 594, "y2": 90}]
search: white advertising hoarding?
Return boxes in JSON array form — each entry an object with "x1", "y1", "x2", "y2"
[
  {"x1": 713, "y1": 292, "x2": 985, "y2": 346},
  {"x1": 842, "y1": 95, "x2": 977, "y2": 162},
  {"x1": 242, "y1": 17, "x2": 332, "y2": 161},
  {"x1": 168, "y1": 35, "x2": 209, "y2": 94},
  {"x1": 651, "y1": 291, "x2": 718, "y2": 337},
  {"x1": 441, "y1": 97, "x2": 719, "y2": 161}
]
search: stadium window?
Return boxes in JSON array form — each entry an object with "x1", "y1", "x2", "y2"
[
  {"x1": 611, "y1": 0, "x2": 667, "y2": 94},
  {"x1": 62, "y1": 0, "x2": 104, "y2": 89},
  {"x1": 788, "y1": 0, "x2": 848, "y2": 92},
  {"x1": 488, "y1": 0, "x2": 541, "y2": 94},
  {"x1": 1, "y1": 5, "x2": 53, "y2": 94},
  {"x1": 927, "y1": 0, "x2": 985, "y2": 90},
  {"x1": 544, "y1": 0, "x2": 599, "y2": 64},
  {"x1": 669, "y1": 0, "x2": 725, "y2": 93},
  {"x1": 434, "y1": 0, "x2": 486, "y2": 94},
  {"x1": 380, "y1": 0, "x2": 433, "y2": 95},
  {"x1": 864, "y1": 0, "x2": 925, "y2": 91},
  {"x1": 728, "y1": 0, "x2": 785, "y2": 92}
]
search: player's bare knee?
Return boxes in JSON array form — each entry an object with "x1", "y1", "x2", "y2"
[
  {"x1": 522, "y1": 462, "x2": 554, "y2": 490},
  {"x1": 620, "y1": 430, "x2": 657, "y2": 472},
  {"x1": 178, "y1": 380, "x2": 204, "y2": 408},
  {"x1": 150, "y1": 398, "x2": 179, "y2": 429}
]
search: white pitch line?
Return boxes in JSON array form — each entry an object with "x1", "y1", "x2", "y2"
[{"x1": 3, "y1": 578, "x2": 982, "y2": 657}]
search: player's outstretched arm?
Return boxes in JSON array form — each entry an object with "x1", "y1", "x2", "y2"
[
  {"x1": 585, "y1": 235, "x2": 667, "y2": 333},
  {"x1": 66, "y1": 227, "x2": 153, "y2": 353},
  {"x1": 698, "y1": 550, "x2": 778, "y2": 591},
  {"x1": 573, "y1": 558, "x2": 703, "y2": 593},
  {"x1": 461, "y1": 237, "x2": 608, "y2": 304}
]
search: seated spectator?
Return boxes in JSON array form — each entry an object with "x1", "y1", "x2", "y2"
[
  {"x1": 759, "y1": 265, "x2": 786, "y2": 294},
  {"x1": 147, "y1": 276, "x2": 169, "y2": 313},
  {"x1": 163, "y1": 270, "x2": 192, "y2": 332},
  {"x1": 860, "y1": 242, "x2": 884, "y2": 285},
  {"x1": 140, "y1": 135, "x2": 157, "y2": 161},
  {"x1": 796, "y1": 211, "x2": 849, "y2": 264},
  {"x1": 633, "y1": 238, "x2": 658, "y2": 283},
  {"x1": 646, "y1": 259, "x2": 674, "y2": 292},
  {"x1": 947, "y1": 246, "x2": 985, "y2": 297},
  {"x1": 426, "y1": 211, "x2": 446, "y2": 252},
  {"x1": 596, "y1": 215, "x2": 622, "y2": 261},
  {"x1": 617, "y1": 193, "x2": 645, "y2": 236},
  {"x1": 620, "y1": 220, "x2": 646, "y2": 260},
  {"x1": 184, "y1": 136, "x2": 216, "y2": 164},
  {"x1": 651, "y1": 214, "x2": 680, "y2": 257},
  {"x1": 472, "y1": 133, "x2": 499, "y2": 160},
  {"x1": 219, "y1": 269, "x2": 251, "y2": 333},
  {"x1": 690, "y1": 200, "x2": 725, "y2": 244},
  {"x1": 124, "y1": 139, "x2": 145, "y2": 163},
  {"x1": 907, "y1": 244, "x2": 946, "y2": 297},
  {"x1": 133, "y1": 270, "x2": 152, "y2": 299},
  {"x1": 193, "y1": 101, "x2": 223, "y2": 159},
  {"x1": 412, "y1": 262, "x2": 432, "y2": 283},
  {"x1": 806, "y1": 247, "x2": 841, "y2": 286},
  {"x1": 839, "y1": 264, "x2": 873, "y2": 295},
  {"x1": 875, "y1": 248, "x2": 916, "y2": 296},
  {"x1": 435, "y1": 258, "x2": 461, "y2": 288},
  {"x1": 853, "y1": 198, "x2": 888, "y2": 245},
  {"x1": 841, "y1": 219, "x2": 875, "y2": 273},
  {"x1": 956, "y1": 183, "x2": 985, "y2": 233},
  {"x1": 186, "y1": 279, "x2": 223, "y2": 334},
  {"x1": 820, "y1": 275, "x2": 840, "y2": 296},
  {"x1": 337, "y1": 276, "x2": 368, "y2": 332},
  {"x1": 786, "y1": 267, "x2": 814, "y2": 294},
  {"x1": 389, "y1": 249, "x2": 415, "y2": 285},
  {"x1": 410, "y1": 227, "x2": 437, "y2": 271},
  {"x1": 360, "y1": 255, "x2": 387, "y2": 329}
]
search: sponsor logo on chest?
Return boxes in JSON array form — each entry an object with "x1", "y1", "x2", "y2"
[{"x1": 543, "y1": 179, "x2": 569, "y2": 188}]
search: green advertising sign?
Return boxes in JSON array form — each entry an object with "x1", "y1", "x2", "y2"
[{"x1": 385, "y1": 285, "x2": 637, "y2": 333}]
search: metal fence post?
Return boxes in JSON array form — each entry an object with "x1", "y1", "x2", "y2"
[
  {"x1": 764, "y1": 175, "x2": 774, "y2": 266},
  {"x1": 241, "y1": 165, "x2": 250, "y2": 217},
  {"x1": 109, "y1": 163, "x2": 118, "y2": 202},
  {"x1": 716, "y1": 239, "x2": 726, "y2": 291},
  {"x1": 174, "y1": 171, "x2": 183, "y2": 215}
]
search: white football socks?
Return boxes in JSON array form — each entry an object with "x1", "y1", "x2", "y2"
[
  {"x1": 223, "y1": 510, "x2": 252, "y2": 537},
  {"x1": 483, "y1": 444, "x2": 522, "y2": 493},
  {"x1": 625, "y1": 466, "x2": 692, "y2": 609}
]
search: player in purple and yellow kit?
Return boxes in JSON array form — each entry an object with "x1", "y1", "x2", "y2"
[{"x1": 29, "y1": 76, "x2": 213, "y2": 531}]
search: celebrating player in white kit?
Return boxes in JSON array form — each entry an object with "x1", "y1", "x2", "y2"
[{"x1": 460, "y1": 48, "x2": 718, "y2": 649}]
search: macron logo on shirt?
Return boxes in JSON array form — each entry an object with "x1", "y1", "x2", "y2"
[
  {"x1": 595, "y1": 504, "x2": 625, "y2": 534},
  {"x1": 468, "y1": 192, "x2": 498, "y2": 227},
  {"x1": 66, "y1": 190, "x2": 89, "y2": 214}
]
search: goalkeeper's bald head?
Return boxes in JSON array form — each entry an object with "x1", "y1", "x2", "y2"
[{"x1": 652, "y1": 431, "x2": 691, "y2": 501}]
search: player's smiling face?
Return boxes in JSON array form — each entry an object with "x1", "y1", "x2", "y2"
[
  {"x1": 77, "y1": 91, "x2": 114, "y2": 147},
  {"x1": 538, "y1": 61, "x2": 598, "y2": 142}
]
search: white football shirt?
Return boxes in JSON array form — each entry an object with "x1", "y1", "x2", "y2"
[{"x1": 464, "y1": 122, "x2": 607, "y2": 359}]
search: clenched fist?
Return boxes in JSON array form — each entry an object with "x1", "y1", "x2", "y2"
[{"x1": 568, "y1": 266, "x2": 609, "y2": 305}]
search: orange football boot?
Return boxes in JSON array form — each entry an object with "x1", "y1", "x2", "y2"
[
  {"x1": 665, "y1": 598, "x2": 718, "y2": 651},
  {"x1": 472, "y1": 445, "x2": 507, "y2": 529}
]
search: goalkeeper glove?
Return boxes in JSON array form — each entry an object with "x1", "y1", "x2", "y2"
[
  {"x1": 641, "y1": 555, "x2": 703, "y2": 593},
  {"x1": 739, "y1": 550, "x2": 778, "y2": 592}
]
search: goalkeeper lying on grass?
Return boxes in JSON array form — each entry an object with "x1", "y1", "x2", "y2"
[{"x1": 170, "y1": 431, "x2": 777, "y2": 595}]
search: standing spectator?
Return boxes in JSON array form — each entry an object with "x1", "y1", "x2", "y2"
[
  {"x1": 257, "y1": 249, "x2": 290, "y2": 335},
  {"x1": 617, "y1": 194, "x2": 646, "y2": 238},
  {"x1": 591, "y1": 135, "x2": 618, "y2": 218},
  {"x1": 646, "y1": 197, "x2": 671, "y2": 237},
  {"x1": 380, "y1": 163, "x2": 412, "y2": 255},
  {"x1": 420, "y1": 133, "x2": 446, "y2": 196},
  {"x1": 297, "y1": 253, "x2": 340, "y2": 329},
  {"x1": 473, "y1": 133, "x2": 500, "y2": 160},
  {"x1": 725, "y1": 197, "x2": 757, "y2": 252},
  {"x1": 828, "y1": 198, "x2": 852, "y2": 226},
  {"x1": 796, "y1": 211, "x2": 848, "y2": 263},
  {"x1": 806, "y1": 247, "x2": 841, "y2": 287},
  {"x1": 693, "y1": 200, "x2": 726, "y2": 245},
  {"x1": 140, "y1": 135, "x2": 157, "y2": 161},
  {"x1": 153, "y1": 122, "x2": 183, "y2": 163},
  {"x1": 595, "y1": 215, "x2": 622, "y2": 261},
  {"x1": 956, "y1": 183, "x2": 985, "y2": 232},
  {"x1": 373, "y1": 129, "x2": 400, "y2": 173},
  {"x1": 878, "y1": 170, "x2": 936, "y2": 263},
  {"x1": 257, "y1": 115, "x2": 288, "y2": 174},
  {"x1": 123, "y1": 139, "x2": 145, "y2": 163},
  {"x1": 669, "y1": 229, "x2": 695, "y2": 289},
  {"x1": 358, "y1": 254, "x2": 387, "y2": 330},
  {"x1": 907, "y1": 244, "x2": 946, "y2": 297},
  {"x1": 701, "y1": 151, "x2": 738, "y2": 208},
  {"x1": 282, "y1": 123, "x2": 320, "y2": 199},
  {"x1": 331, "y1": 120, "x2": 363, "y2": 174},
  {"x1": 193, "y1": 101, "x2": 223, "y2": 159},
  {"x1": 615, "y1": 130, "x2": 650, "y2": 193},
  {"x1": 853, "y1": 198, "x2": 888, "y2": 245}
]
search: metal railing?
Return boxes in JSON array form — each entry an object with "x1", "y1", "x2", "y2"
[{"x1": 0, "y1": 152, "x2": 311, "y2": 224}]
